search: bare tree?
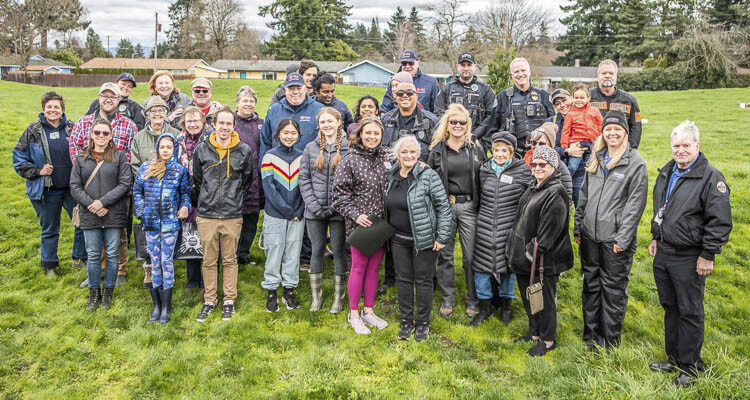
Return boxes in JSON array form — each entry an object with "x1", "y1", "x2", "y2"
[
  {"x1": 474, "y1": 0, "x2": 553, "y2": 50},
  {"x1": 0, "y1": 0, "x2": 37, "y2": 73},
  {"x1": 223, "y1": 25, "x2": 263, "y2": 60},
  {"x1": 383, "y1": 21, "x2": 416, "y2": 62},
  {"x1": 204, "y1": 0, "x2": 244, "y2": 60},
  {"x1": 424, "y1": 0, "x2": 469, "y2": 76}
]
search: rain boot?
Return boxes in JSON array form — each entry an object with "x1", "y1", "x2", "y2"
[
  {"x1": 470, "y1": 299, "x2": 493, "y2": 327},
  {"x1": 158, "y1": 287, "x2": 172, "y2": 324},
  {"x1": 149, "y1": 286, "x2": 161, "y2": 322},
  {"x1": 309, "y1": 273, "x2": 323, "y2": 312},
  {"x1": 330, "y1": 274, "x2": 347, "y2": 314}
]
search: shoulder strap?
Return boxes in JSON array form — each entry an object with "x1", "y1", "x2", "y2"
[
  {"x1": 529, "y1": 238, "x2": 544, "y2": 285},
  {"x1": 84, "y1": 161, "x2": 105, "y2": 190}
]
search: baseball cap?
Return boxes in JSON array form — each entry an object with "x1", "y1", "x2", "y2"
[
  {"x1": 116, "y1": 72, "x2": 136, "y2": 87},
  {"x1": 284, "y1": 72, "x2": 305, "y2": 87},
  {"x1": 550, "y1": 88, "x2": 571, "y2": 103},
  {"x1": 400, "y1": 50, "x2": 418, "y2": 62},
  {"x1": 99, "y1": 82, "x2": 121, "y2": 97},
  {"x1": 191, "y1": 77, "x2": 213, "y2": 89},
  {"x1": 457, "y1": 52, "x2": 475, "y2": 64}
]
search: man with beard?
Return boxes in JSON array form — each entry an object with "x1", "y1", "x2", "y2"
[
  {"x1": 86, "y1": 73, "x2": 146, "y2": 130},
  {"x1": 590, "y1": 59, "x2": 642, "y2": 149}
]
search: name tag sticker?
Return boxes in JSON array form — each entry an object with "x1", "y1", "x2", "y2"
[
  {"x1": 49, "y1": 131, "x2": 59, "y2": 140},
  {"x1": 613, "y1": 172, "x2": 625, "y2": 179},
  {"x1": 500, "y1": 174, "x2": 513, "y2": 184}
]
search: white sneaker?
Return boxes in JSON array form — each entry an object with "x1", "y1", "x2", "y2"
[
  {"x1": 348, "y1": 314, "x2": 371, "y2": 335},
  {"x1": 361, "y1": 310, "x2": 389, "y2": 330}
]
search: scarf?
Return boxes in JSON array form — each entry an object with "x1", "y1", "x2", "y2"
[{"x1": 491, "y1": 158, "x2": 512, "y2": 176}]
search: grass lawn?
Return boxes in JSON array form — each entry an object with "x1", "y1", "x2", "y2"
[{"x1": 0, "y1": 80, "x2": 749, "y2": 399}]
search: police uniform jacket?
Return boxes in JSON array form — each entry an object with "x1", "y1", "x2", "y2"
[
  {"x1": 381, "y1": 107, "x2": 439, "y2": 162},
  {"x1": 434, "y1": 76, "x2": 495, "y2": 142},
  {"x1": 483, "y1": 85, "x2": 554, "y2": 156}
]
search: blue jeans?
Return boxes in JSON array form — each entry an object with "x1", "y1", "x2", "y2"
[
  {"x1": 30, "y1": 188, "x2": 87, "y2": 269},
  {"x1": 83, "y1": 228, "x2": 121, "y2": 289},
  {"x1": 475, "y1": 272, "x2": 516, "y2": 300},
  {"x1": 145, "y1": 231, "x2": 178, "y2": 289},
  {"x1": 261, "y1": 215, "x2": 304, "y2": 290},
  {"x1": 567, "y1": 143, "x2": 591, "y2": 207}
]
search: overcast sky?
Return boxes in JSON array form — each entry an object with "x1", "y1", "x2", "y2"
[{"x1": 80, "y1": 0, "x2": 565, "y2": 51}]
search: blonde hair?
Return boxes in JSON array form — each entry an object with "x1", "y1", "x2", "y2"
[
  {"x1": 586, "y1": 129, "x2": 629, "y2": 173},
  {"x1": 145, "y1": 136, "x2": 175, "y2": 180},
  {"x1": 430, "y1": 104, "x2": 475, "y2": 149},
  {"x1": 148, "y1": 71, "x2": 179, "y2": 95},
  {"x1": 314, "y1": 107, "x2": 343, "y2": 172}
]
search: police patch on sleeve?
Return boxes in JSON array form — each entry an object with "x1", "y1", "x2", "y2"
[
  {"x1": 119, "y1": 104, "x2": 127, "y2": 112},
  {"x1": 717, "y1": 181, "x2": 727, "y2": 193}
]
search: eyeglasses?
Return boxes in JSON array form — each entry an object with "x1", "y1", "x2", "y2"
[
  {"x1": 92, "y1": 130, "x2": 111, "y2": 137},
  {"x1": 449, "y1": 120, "x2": 468, "y2": 126},
  {"x1": 530, "y1": 162, "x2": 549, "y2": 169},
  {"x1": 99, "y1": 95, "x2": 118, "y2": 101},
  {"x1": 148, "y1": 108, "x2": 166, "y2": 115},
  {"x1": 401, "y1": 62, "x2": 415, "y2": 66},
  {"x1": 395, "y1": 90, "x2": 416, "y2": 98},
  {"x1": 193, "y1": 89, "x2": 210, "y2": 94}
]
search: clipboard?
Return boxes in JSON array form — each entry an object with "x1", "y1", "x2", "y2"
[{"x1": 347, "y1": 215, "x2": 396, "y2": 256}]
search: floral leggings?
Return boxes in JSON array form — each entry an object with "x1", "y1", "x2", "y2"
[{"x1": 145, "y1": 231, "x2": 179, "y2": 289}]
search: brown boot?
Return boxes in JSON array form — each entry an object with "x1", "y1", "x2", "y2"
[{"x1": 142, "y1": 262, "x2": 152, "y2": 289}]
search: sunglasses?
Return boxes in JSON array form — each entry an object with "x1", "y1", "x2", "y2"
[
  {"x1": 401, "y1": 62, "x2": 415, "y2": 66},
  {"x1": 193, "y1": 89, "x2": 210, "y2": 94},
  {"x1": 530, "y1": 162, "x2": 549, "y2": 169},
  {"x1": 526, "y1": 140, "x2": 547, "y2": 146},
  {"x1": 92, "y1": 130, "x2": 111, "y2": 137},
  {"x1": 395, "y1": 90, "x2": 416, "y2": 98},
  {"x1": 449, "y1": 120, "x2": 468, "y2": 126}
]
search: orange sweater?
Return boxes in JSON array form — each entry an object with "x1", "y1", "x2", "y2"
[{"x1": 561, "y1": 102, "x2": 603, "y2": 148}]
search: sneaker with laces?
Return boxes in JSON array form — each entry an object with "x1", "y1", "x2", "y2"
[
  {"x1": 414, "y1": 323, "x2": 430, "y2": 342},
  {"x1": 398, "y1": 319, "x2": 414, "y2": 340},
  {"x1": 361, "y1": 310, "x2": 388, "y2": 330},
  {"x1": 196, "y1": 302, "x2": 215, "y2": 322},
  {"x1": 222, "y1": 302, "x2": 235, "y2": 321},
  {"x1": 282, "y1": 288, "x2": 300, "y2": 310},
  {"x1": 266, "y1": 290, "x2": 279, "y2": 312},
  {"x1": 348, "y1": 313, "x2": 371, "y2": 335}
]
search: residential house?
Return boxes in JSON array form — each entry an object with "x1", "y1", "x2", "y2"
[
  {"x1": 79, "y1": 58, "x2": 227, "y2": 78},
  {"x1": 1, "y1": 55, "x2": 74, "y2": 78}
]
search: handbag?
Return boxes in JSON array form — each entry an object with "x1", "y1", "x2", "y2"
[
  {"x1": 133, "y1": 223, "x2": 149, "y2": 261},
  {"x1": 526, "y1": 238, "x2": 545, "y2": 315},
  {"x1": 175, "y1": 221, "x2": 204, "y2": 260},
  {"x1": 72, "y1": 160, "x2": 104, "y2": 227}
]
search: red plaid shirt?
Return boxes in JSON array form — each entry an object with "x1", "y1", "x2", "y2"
[{"x1": 69, "y1": 113, "x2": 138, "y2": 162}]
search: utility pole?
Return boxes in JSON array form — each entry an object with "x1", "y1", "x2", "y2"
[
  {"x1": 107, "y1": 35, "x2": 110, "y2": 56},
  {"x1": 154, "y1": 12, "x2": 159, "y2": 73}
]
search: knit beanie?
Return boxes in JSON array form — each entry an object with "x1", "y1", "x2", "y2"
[
  {"x1": 602, "y1": 110, "x2": 629, "y2": 133},
  {"x1": 532, "y1": 145, "x2": 559, "y2": 169}
]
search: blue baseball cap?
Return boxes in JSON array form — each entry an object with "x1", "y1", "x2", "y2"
[
  {"x1": 116, "y1": 72, "x2": 136, "y2": 87},
  {"x1": 284, "y1": 72, "x2": 305, "y2": 87},
  {"x1": 400, "y1": 50, "x2": 418, "y2": 62}
]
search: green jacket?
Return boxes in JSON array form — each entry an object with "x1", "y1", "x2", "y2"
[
  {"x1": 387, "y1": 163, "x2": 452, "y2": 252},
  {"x1": 130, "y1": 122, "x2": 181, "y2": 175}
]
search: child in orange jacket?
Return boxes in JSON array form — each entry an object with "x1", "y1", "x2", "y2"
[{"x1": 561, "y1": 83, "x2": 603, "y2": 204}]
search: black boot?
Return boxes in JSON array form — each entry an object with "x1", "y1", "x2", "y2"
[
  {"x1": 86, "y1": 288, "x2": 101, "y2": 312},
  {"x1": 101, "y1": 288, "x2": 114, "y2": 310},
  {"x1": 149, "y1": 286, "x2": 161, "y2": 322},
  {"x1": 158, "y1": 287, "x2": 173, "y2": 324},
  {"x1": 500, "y1": 297, "x2": 513, "y2": 325},
  {"x1": 470, "y1": 299, "x2": 493, "y2": 327}
]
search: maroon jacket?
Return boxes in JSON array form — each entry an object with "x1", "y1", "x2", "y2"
[{"x1": 234, "y1": 111, "x2": 264, "y2": 213}]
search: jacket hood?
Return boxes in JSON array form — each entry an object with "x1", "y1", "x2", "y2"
[
  {"x1": 280, "y1": 94, "x2": 316, "y2": 113},
  {"x1": 235, "y1": 110, "x2": 260, "y2": 122},
  {"x1": 155, "y1": 133, "x2": 180, "y2": 163},
  {"x1": 38, "y1": 112, "x2": 68, "y2": 130}
]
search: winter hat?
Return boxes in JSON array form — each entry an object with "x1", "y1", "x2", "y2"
[
  {"x1": 532, "y1": 145, "x2": 559, "y2": 169},
  {"x1": 392, "y1": 71, "x2": 413, "y2": 85},
  {"x1": 602, "y1": 110, "x2": 629, "y2": 133},
  {"x1": 533, "y1": 122, "x2": 558, "y2": 146},
  {"x1": 144, "y1": 95, "x2": 168, "y2": 112},
  {"x1": 491, "y1": 131, "x2": 517, "y2": 151}
]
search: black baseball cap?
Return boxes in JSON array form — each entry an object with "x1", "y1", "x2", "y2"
[
  {"x1": 400, "y1": 50, "x2": 418, "y2": 62},
  {"x1": 457, "y1": 53, "x2": 475, "y2": 64},
  {"x1": 549, "y1": 88, "x2": 570, "y2": 103},
  {"x1": 116, "y1": 72, "x2": 136, "y2": 87}
]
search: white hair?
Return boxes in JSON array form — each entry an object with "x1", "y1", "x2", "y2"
[
  {"x1": 390, "y1": 135, "x2": 420, "y2": 162},
  {"x1": 236, "y1": 86, "x2": 257, "y2": 104},
  {"x1": 597, "y1": 59, "x2": 619, "y2": 75},
  {"x1": 509, "y1": 57, "x2": 530, "y2": 73},
  {"x1": 670, "y1": 120, "x2": 700, "y2": 143}
]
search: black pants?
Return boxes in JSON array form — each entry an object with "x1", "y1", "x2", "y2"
[
  {"x1": 580, "y1": 237, "x2": 636, "y2": 347},
  {"x1": 517, "y1": 273, "x2": 559, "y2": 342},
  {"x1": 185, "y1": 258, "x2": 204, "y2": 289},
  {"x1": 300, "y1": 224, "x2": 312, "y2": 265},
  {"x1": 382, "y1": 248, "x2": 395, "y2": 284},
  {"x1": 237, "y1": 212, "x2": 259, "y2": 264},
  {"x1": 391, "y1": 236, "x2": 438, "y2": 325},
  {"x1": 653, "y1": 247, "x2": 705, "y2": 374}
]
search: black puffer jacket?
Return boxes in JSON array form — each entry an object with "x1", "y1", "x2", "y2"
[
  {"x1": 427, "y1": 139, "x2": 486, "y2": 209},
  {"x1": 507, "y1": 171, "x2": 573, "y2": 276},
  {"x1": 473, "y1": 158, "x2": 533, "y2": 278},
  {"x1": 70, "y1": 150, "x2": 132, "y2": 229}
]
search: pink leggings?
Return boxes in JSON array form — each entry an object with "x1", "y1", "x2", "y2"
[{"x1": 348, "y1": 245, "x2": 385, "y2": 310}]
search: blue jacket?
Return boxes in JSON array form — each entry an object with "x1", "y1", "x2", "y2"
[
  {"x1": 261, "y1": 143, "x2": 304, "y2": 220},
  {"x1": 259, "y1": 94, "x2": 324, "y2": 168},
  {"x1": 132, "y1": 133, "x2": 191, "y2": 233},
  {"x1": 554, "y1": 112, "x2": 566, "y2": 160},
  {"x1": 317, "y1": 96, "x2": 354, "y2": 132},
  {"x1": 380, "y1": 68, "x2": 440, "y2": 114},
  {"x1": 13, "y1": 113, "x2": 73, "y2": 200}
]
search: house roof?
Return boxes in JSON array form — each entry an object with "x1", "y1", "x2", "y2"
[
  {"x1": 211, "y1": 59, "x2": 352, "y2": 74},
  {"x1": 539, "y1": 66, "x2": 642, "y2": 79},
  {"x1": 337, "y1": 60, "x2": 396, "y2": 75},
  {"x1": 80, "y1": 58, "x2": 206, "y2": 70},
  {"x1": 0, "y1": 55, "x2": 72, "y2": 68}
]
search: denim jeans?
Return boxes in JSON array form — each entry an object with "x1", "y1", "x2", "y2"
[
  {"x1": 567, "y1": 149, "x2": 590, "y2": 207},
  {"x1": 30, "y1": 188, "x2": 87, "y2": 269},
  {"x1": 261, "y1": 215, "x2": 304, "y2": 290},
  {"x1": 145, "y1": 231, "x2": 178, "y2": 289},
  {"x1": 237, "y1": 212, "x2": 259, "y2": 263},
  {"x1": 475, "y1": 272, "x2": 516, "y2": 300},
  {"x1": 83, "y1": 228, "x2": 121, "y2": 289}
]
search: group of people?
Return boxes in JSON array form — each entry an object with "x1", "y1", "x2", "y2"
[{"x1": 12, "y1": 51, "x2": 732, "y2": 388}]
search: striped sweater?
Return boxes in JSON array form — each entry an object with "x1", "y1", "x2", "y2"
[{"x1": 261, "y1": 144, "x2": 304, "y2": 220}]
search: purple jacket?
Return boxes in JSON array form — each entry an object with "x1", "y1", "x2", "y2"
[{"x1": 235, "y1": 111, "x2": 264, "y2": 213}]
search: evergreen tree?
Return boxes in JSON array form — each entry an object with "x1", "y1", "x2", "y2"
[
  {"x1": 134, "y1": 43, "x2": 145, "y2": 58},
  {"x1": 554, "y1": 0, "x2": 619, "y2": 66},
  {"x1": 487, "y1": 45, "x2": 517, "y2": 92},
  {"x1": 116, "y1": 38, "x2": 136, "y2": 58},
  {"x1": 615, "y1": 0, "x2": 652, "y2": 64},
  {"x1": 369, "y1": 18, "x2": 384, "y2": 52},
  {"x1": 386, "y1": 6, "x2": 407, "y2": 33},
  {"x1": 149, "y1": 42, "x2": 171, "y2": 58},
  {"x1": 408, "y1": 7, "x2": 426, "y2": 49},
  {"x1": 85, "y1": 28, "x2": 108, "y2": 58}
]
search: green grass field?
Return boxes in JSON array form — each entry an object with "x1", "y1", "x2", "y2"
[{"x1": 1, "y1": 80, "x2": 749, "y2": 399}]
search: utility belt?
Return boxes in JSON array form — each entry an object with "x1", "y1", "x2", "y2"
[{"x1": 448, "y1": 194, "x2": 472, "y2": 206}]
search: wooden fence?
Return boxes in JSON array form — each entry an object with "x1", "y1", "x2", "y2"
[{"x1": 3, "y1": 73, "x2": 195, "y2": 88}]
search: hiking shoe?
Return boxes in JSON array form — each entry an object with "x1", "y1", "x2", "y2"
[
  {"x1": 299, "y1": 264, "x2": 311, "y2": 272},
  {"x1": 46, "y1": 269, "x2": 57, "y2": 279},
  {"x1": 85, "y1": 288, "x2": 101, "y2": 312},
  {"x1": 348, "y1": 313, "x2": 371, "y2": 335},
  {"x1": 465, "y1": 305, "x2": 479, "y2": 318},
  {"x1": 196, "y1": 302, "x2": 215, "y2": 322},
  {"x1": 222, "y1": 302, "x2": 235, "y2": 321},
  {"x1": 361, "y1": 310, "x2": 388, "y2": 330},
  {"x1": 527, "y1": 340, "x2": 556, "y2": 357},
  {"x1": 100, "y1": 288, "x2": 114, "y2": 310},
  {"x1": 282, "y1": 288, "x2": 300, "y2": 310},
  {"x1": 266, "y1": 290, "x2": 279, "y2": 312},
  {"x1": 415, "y1": 323, "x2": 430, "y2": 342},
  {"x1": 79, "y1": 278, "x2": 89, "y2": 289},
  {"x1": 398, "y1": 319, "x2": 415, "y2": 340},
  {"x1": 438, "y1": 301, "x2": 454, "y2": 318}
]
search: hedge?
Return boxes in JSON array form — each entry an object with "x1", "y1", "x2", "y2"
[
  {"x1": 618, "y1": 66, "x2": 750, "y2": 91},
  {"x1": 74, "y1": 68, "x2": 156, "y2": 75}
]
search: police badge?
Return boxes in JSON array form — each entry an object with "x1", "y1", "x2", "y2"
[
  {"x1": 471, "y1": 84, "x2": 478, "y2": 91},
  {"x1": 417, "y1": 131, "x2": 425, "y2": 139},
  {"x1": 118, "y1": 104, "x2": 127, "y2": 113}
]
